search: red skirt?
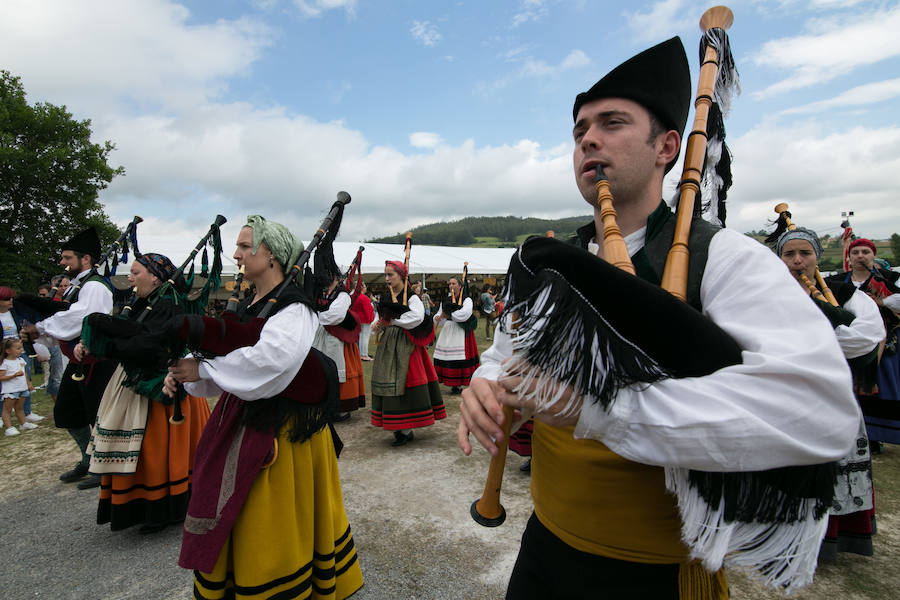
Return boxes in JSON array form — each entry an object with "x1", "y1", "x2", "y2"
[{"x1": 434, "y1": 329, "x2": 480, "y2": 387}]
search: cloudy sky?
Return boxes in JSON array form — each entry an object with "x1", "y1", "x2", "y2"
[{"x1": 3, "y1": 0, "x2": 899, "y2": 256}]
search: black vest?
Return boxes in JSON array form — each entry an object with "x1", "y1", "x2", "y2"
[{"x1": 574, "y1": 201, "x2": 719, "y2": 311}]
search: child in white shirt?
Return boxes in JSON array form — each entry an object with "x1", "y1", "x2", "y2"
[{"x1": 1, "y1": 339, "x2": 37, "y2": 436}]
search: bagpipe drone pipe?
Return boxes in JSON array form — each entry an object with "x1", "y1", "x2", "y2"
[{"x1": 78, "y1": 215, "x2": 227, "y2": 423}]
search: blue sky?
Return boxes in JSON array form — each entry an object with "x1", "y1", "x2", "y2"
[{"x1": 3, "y1": 0, "x2": 899, "y2": 255}]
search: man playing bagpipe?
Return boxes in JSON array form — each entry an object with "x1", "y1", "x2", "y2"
[
  {"x1": 826, "y1": 238, "x2": 900, "y2": 447},
  {"x1": 774, "y1": 226, "x2": 884, "y2": 561},
  {"x1": 458, "y1": 34, "x2": 860, "y2": 598},
  {"x1": 20, "y1": 227, "x2": 117, "y2": 488}
]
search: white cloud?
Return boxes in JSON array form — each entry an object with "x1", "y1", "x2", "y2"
[
  {"x1": 623, "y1": 0, "x2": 698, "y2": 44},
  {"x1": 0, "y1": 0, "x2": 272, "y2": 112},
  {"x1": 411, "y1": 20, "x2": 442, "y2": 47},
  {"x1": 0, "y1": 0, "x2": 578, "y2": 244},
  {"x1": 292, "y1": 0, "x2": 357, "y2": 18},
  {"x1": 327, "y1": 80, "x2": 353, "y2": 104},
  {"x1": 99, "y1": 105, "x2": 575, "y2": 241},
  {"x1": 724, "y1": 121, "x2": 900, "y2": 238},
  {"x1": 478, "y1": 49, "x2": 590, "y2": 94},
  {"x1": 752, "y1": 5, "x2": 900, "y2": 98},
  {"x1": 409, "y1": 132, "x2": 444, "y2": 149},
  {"x1": 511, "y1": 0, "x2": 548, "y2": 28},
  {"x1": 560, "y1": 50, "x2": 590, "y2": 70},
  {"x1": 782, "y1": 78, "x2": 900, "y2": 115}
]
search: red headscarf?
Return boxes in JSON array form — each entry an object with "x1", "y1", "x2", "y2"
[
  {"x1": 0, "y1": 286, "x2": 14, "y2": 301},
  {"x1": 385, "y1": 260, "x2": 408, "y2": 279},
  {"x1": 848, "y1": 238, "x2": 876, "y2": 254}
]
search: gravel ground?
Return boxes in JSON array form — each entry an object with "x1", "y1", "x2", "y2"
[
  {"x1": 3, "y1": 368, "x2": 897, "y2": 600},
  {"x1": 0, "y1": 393, "x2": 534, "y2": 600}
]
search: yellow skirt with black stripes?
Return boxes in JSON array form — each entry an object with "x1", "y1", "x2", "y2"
[{"x1": 193, "y1": 426, "x2": 363, "y2": 600}]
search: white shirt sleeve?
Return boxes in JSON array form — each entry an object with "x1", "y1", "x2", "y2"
[
  {"x1": 472, "y1": 313, "x2": 514, "y2": 382},
  {"x1": 36, "y1": 280, "x2": 113, "y2": 341},
  {"x1": 568, "y1": 229, "x2": 859, "y2": 472},
  {"x1": 450, "y1": 297, "x2": 474, "y2": 322},
  {"x1": 882, "y1": 293, "x2": 900, "y2": 314},
  {"x1": 182, "y1": 377, "x2": 224, "y2": 398},
  {"x1": 187, "y1": 302, "x2": 317, "y2": 401},
  {"x1": 317, "y1": 292, "x2": 351, "y2": 326},
  {"x1": 835, "y1": 290, "x2": 885, "y2": 359},
  {"x1": 392, "y1": 295, "x2": 425, "y2": 329}
]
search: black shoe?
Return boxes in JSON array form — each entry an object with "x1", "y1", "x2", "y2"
[
  {"x1": 76, "y1": 475, "x2": 101, "y2": 490},
  {"x1": 871, "y1": 441, "x2": 883, "y2": 455},
  {"x1": 450, "y1": 386, "x2": 462, "y2": 395},
  {"x1": 391, "y1": 431, "x2": 414, "y2": 447},
  {"x1": 334, "y1": 412, "x2": 351, "y2": 423},
  {"x1": 520, "y1": 458, "x2": 532, "y2": 473},
  {"x1": 60, "y1": 462, "x2": 89, "y2": 483},
  {"x1": 139, "y1": 523, "x2": 168, "y2": 534}
]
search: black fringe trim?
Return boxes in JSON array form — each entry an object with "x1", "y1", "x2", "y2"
[
  {"x1": 242, "y1": 394, "x2": 335, "y2": 445},
  {"x1": 408, "y1": 318, "x2": 434, "y2": 340},
  {"x1": 501, "y1": 266, "x2": 672, "y2": 410},
  {"x1": 377, "y1": 298, "x2": 411, "y2": 322},
  {"x1": 441, "y1": 298, "x2": 462, "y2": 316},
  {"x1": 687, "y1": 462, "x2": 838, "y2": 523}
]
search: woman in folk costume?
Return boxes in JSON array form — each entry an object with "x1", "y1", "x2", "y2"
[
  {"x1": 827, "y1": 238, "x2": 900, "y2": 448},
  {"x1": 76, "y1": 253, "x2": 210, "y2": 533},
  {"x1": 370, "y1": 260, "x2": 444, "y2": 446},
  {"x1": 312, "y1": 242, "x2": 366, "y2": 422},
  {"x1": 432, "y1": 275, "x2": 479, "y2": 395},
  {"x1": 776, "y1": 226, "x2": 884, "y2": 561},
  {"x1": 165, "y1": 215, "x2": 363, "y2": 600}
]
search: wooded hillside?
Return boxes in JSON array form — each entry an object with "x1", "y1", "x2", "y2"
[{"x1": 368, "y1": 215, "x2": 591, "y2": 247}]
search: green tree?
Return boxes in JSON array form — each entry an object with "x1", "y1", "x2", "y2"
[
  {"x1": 891, "y1": 233, "x2": 900, "y2": 266},
  {"x1": 0, "y1": 70, "x2": 123, "y2": 291}
]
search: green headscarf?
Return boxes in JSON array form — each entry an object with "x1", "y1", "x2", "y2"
[{"x1": 244, "y1": 215, "x2": 304, "y2": 275}]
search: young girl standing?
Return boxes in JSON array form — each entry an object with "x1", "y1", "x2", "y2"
[{"x1": 1, "y1": 338, "x2": 37, "y2": 436}]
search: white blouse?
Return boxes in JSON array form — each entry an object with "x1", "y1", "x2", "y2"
[
  {"x1": 475, "y1": 228, "x2": 860, "y2": 473},
  {"x1": 185, "y1": 301, "x2": 318, "y2": 401}
]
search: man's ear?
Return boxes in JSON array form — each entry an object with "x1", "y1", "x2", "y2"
[{"x1": 657, "y1": 130, "x2": 680, "y2": 168}]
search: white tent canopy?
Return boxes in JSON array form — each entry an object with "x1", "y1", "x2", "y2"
[{"x1": 114, "y1": 236, "x2": 516, "y2": 279}]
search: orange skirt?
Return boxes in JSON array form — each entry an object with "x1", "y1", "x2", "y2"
[
  {"x1": 339, "y1": 342, "x2": 365, "y2": 412},
  {"x1": 98, "y1": 394, "x2": 210, "y2": 530}
]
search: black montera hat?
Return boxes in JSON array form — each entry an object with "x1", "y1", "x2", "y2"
[
  {"x1": 61, "y1": 227, "x2": 101, "y2": 262},
  {"x1": 573, "y1": 37, "x2": 691, "y2": 171}
]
